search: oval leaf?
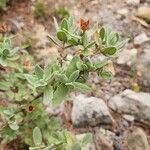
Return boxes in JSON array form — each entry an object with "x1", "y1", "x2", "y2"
[
  {"x1": 53, "y1": 83, "x2": 69, "y2": 107},
  {"x1": 69, "y1": 70, "x2": 80, "y2": 82},
  {"x1": 103, "y1": 47, "x2": 117, "y2": 56},
  {"x1": 99, "y1": 27, "x2": 105, "y2": 41},
  {"x1": 43, "y1": 85, "x2": 53, "y2": 105},
  {"x1": 57, "y1": 31, "x2": 67, "y2": 42},
  {"x1": 33, "y1": 127, "x2": 42, "y2": 146}
]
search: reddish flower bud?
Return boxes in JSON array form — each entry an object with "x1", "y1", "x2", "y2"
[
  {"x1": 28, "y1": 105, "x2": 33, "y2": 112},
  {"x1": 80, "y1": 18, "x2": 90, "y2": 31}
]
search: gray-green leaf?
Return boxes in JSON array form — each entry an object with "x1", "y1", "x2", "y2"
[
  {"x1": 35, "y1": 65, "x2": 44, "y2": 79},
  {"x1": 33, "y1": 127, "x2": 42, "y2": 146},
  {"x1": 43, "y1": 85, "x2": 53, "y2": 105},
  {"x1": 53, "y1": 83, "x2": 69, "y2": 107},
  {"x1": 66, "y1": 82, "x2": 91, "y2": 93},
  {"x1": 69, "y1": 70, "x2": 80, "y2": 82}
]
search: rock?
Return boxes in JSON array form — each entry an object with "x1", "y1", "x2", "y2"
[
  {"x1": 136, "y1": 6, "x2": 150, "y2": 20},
  {"x1": 125, "y1": 0, "x2": 140, "y2": 5},
  {"x1": 137, "y1": 49, "x2": 150, "y2": 86},
  {"x1": 117, "y1": 48, "x2": 137, "y2": 66},
  {"x1": 134, "y1": 33, "x2": 149, "y2": 45},
  {"x1": 109, "y1": 89, "x2": 150, "y2": 125},
  {"x1": 71, "y1": 94, "x2": 114, "y2": 127},
  {"x1": 117, "y1": 8, "x2": 129, "y2": 16},
  {"x1": 123, "y1": 114, "x2": 135, "y2": 122},
  {"x1": 126, "y1": 127, "x2": 150, "y2": 150}
]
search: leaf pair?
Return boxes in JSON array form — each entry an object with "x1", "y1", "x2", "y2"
[{"x1": 99, "y1": 28, "x2": 128, "y2": 57}]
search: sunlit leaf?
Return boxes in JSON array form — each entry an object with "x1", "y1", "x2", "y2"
[
  {"x1": 69, "y1": 70, "x2": 80, "y2": 82},
  {"x1": 33, "y1": 127, "x2": 42, "y2": 146},
  {"x1": 53, "y1": 83, "x2": 69, "y2": 107},
  {"x1": 66, "y1": 82, "x2": 91, "y2": 93},
  {"x1": 43, "y1": 85, "x2": 53, "y2": 105},
  {"x1": 35, "y1": 65, "x2": 44, "y2": 79}
]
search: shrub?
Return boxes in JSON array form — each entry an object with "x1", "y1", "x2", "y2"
[{"x1": 0, "y1": 17, "x2": 127, "y2": 149}]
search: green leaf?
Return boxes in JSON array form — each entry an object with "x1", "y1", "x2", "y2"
[
  {"x1": 81, "y1": 64, "x2": 88, "y2": 71},
  {"x1": 53, "y1": 83, "x2": 69, "y2": 107},
  {"x1": 35, "y1": 65, "x2": 44, "y2": 79},
  {"x1": 66, "y1": 82, "x2": 91, "y2": 93},
  {"x1": 61, "y1": 19, "x2": 68, "y2": 30},
  {"x1": 99, "y1": 69, "x2": 112, "y2": 80},
  {"x1": 76, "y1": 61, "x2": 82, "y2": 70},
  {"x1": 67, "y1": 16, "x2": 73, "y2": 28},
  {"x1": 116, "y1": 38, "x2": 129, "y2": 50},
  {"x1": 55, "y1": 73, "x2": 69, "y2": 83},
  {"x1": 82, "y1": 133, "x2": 92, "y2": 146},
  {"x1": 71, "y1": 142, "x2": 81, "y2": 150},
  {"x1": 102, "y1": 47, "x2": 117, "y2": 56},
  {"x1": 69, "y1": 70, "x2": 80, "y2": 82},
  {"x1": 43, "y1": 85, "x2": 53, "y2": 105},
  {"x1": 109, "y1": 33, "x2": 119, "y2": 45},
  {"x1": 25, "y1": 74, "x2": 38, "y2": 86},
  {"x1": 33, "y1": 127, "x2": 42, "y2": 146},
  {"x1": 44, "y1": 64, "x2": 52, "y2": 81},
  {"x1": 0, "y1": 81, "x2": 11, "y2": 90},
  {"x1": 64, "y1": 131, "x2": 74, "y2": 146},
  {"x1": 82, "y1": 33, "x2": 89, "y2": 48},
  {"x1": 57, "y1": 31, "x2": 67, "y2": 42},
  {"x1": 3, "y1": 49, "x2": 10, "y2": 56},
  {"x1": 99, "y1": 27, "x2": 105, "y2": 41},
  {"x1": 9, "y1": 121, "x2": 19, "y2": 130},
  {"x1": 3, "y1": 110, "x2": 12, "y2": 115},
  {"x1": 94, "y1": 60, "x2": 108, "y2": 69},
  {"x1": 85, "y1": 41, "x2": 95, "y2": 49},
  {"x1": 0, "y1": 57, "x2": 7, "y2": 66},
  {"x1": 68, "y1": 38, "x2": 79, "y2": 46},
  {"x1": 65, "y1": 56, "x2": 79, "y2": 77},
  {"x1": 4, "y1": 38, "x2": 11, "y2": 45}
]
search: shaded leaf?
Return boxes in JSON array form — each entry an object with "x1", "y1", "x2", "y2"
[
  {"x1": 57, "y1": 31, "x2": 67, "y2": 42},
  {"x1": 99, "y1": 27, "x2": 105, "y2": 41},
  {"x1": 99, "y1": 69, "x2": 112, "y2": 80},
  {"x1": 103, "y1": 47, "x2": 117, "y2": 56}
]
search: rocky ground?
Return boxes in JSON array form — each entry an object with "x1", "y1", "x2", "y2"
[{"x1": 0, "y1": 0, "x2": 150, "y2": 149}]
